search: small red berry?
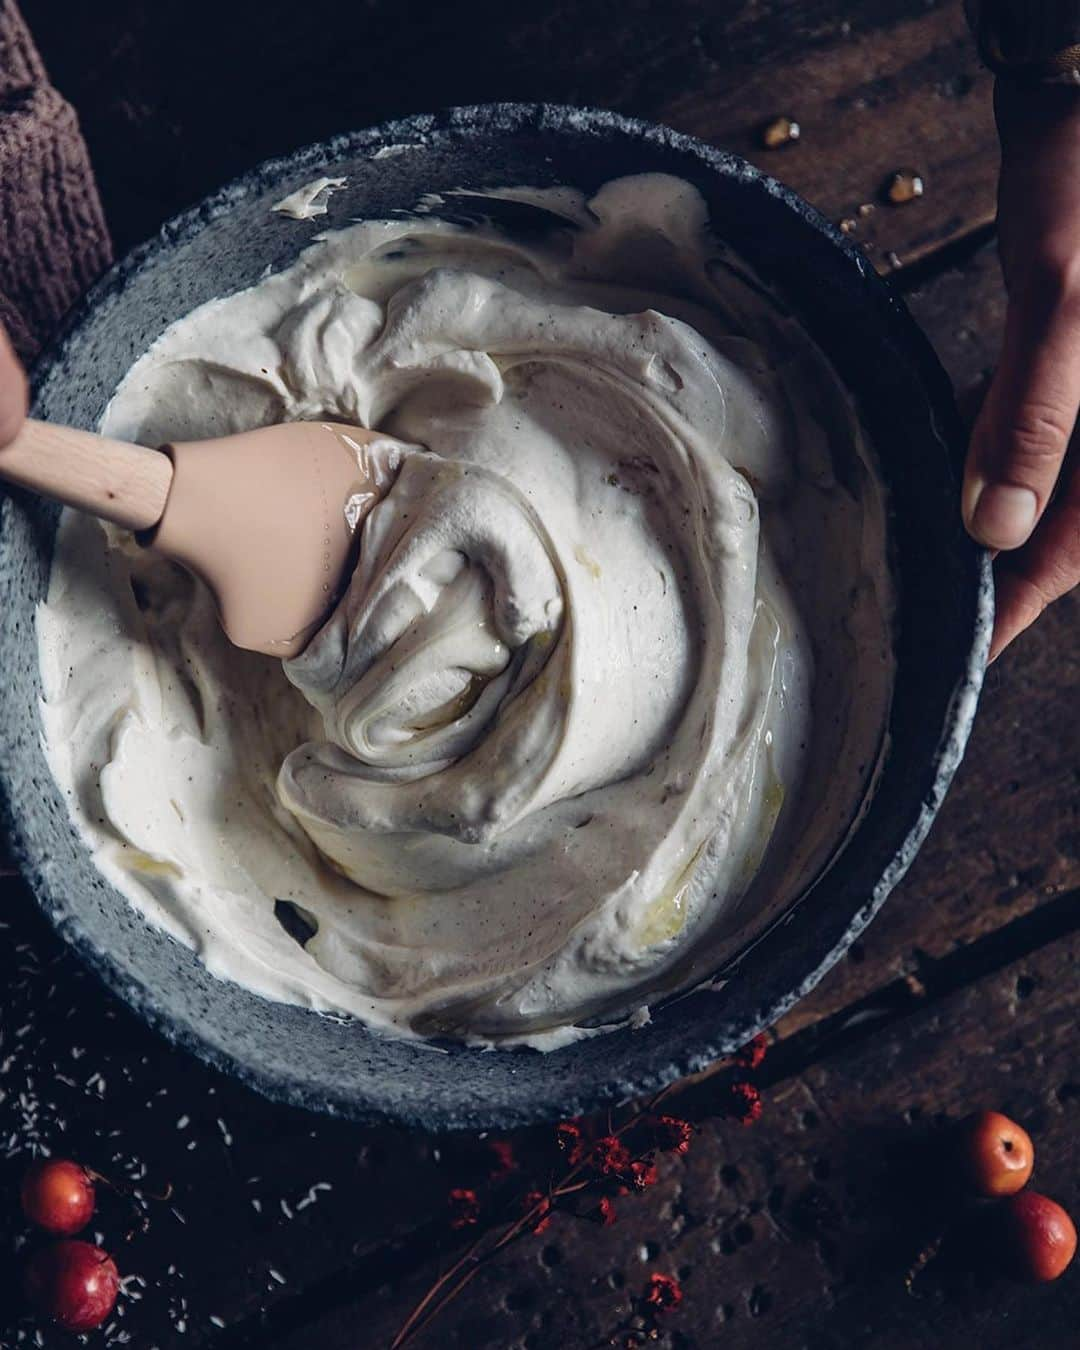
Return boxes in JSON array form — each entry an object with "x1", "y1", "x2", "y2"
[
  {"x1": 958, "y1": 1111, "x2": 1034, "y2": 1197},
  {"x1": 20, "y1": 1159, "x2": 96, "y2": 1236},
  {"x1": 1000, "y1": 1192, "x2": 1077, "y2": 1283},
  {"x1": 23, "y1": 1240, "x2": 119, "y2": 1332}
]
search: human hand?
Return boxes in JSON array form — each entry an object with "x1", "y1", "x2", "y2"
[
  {"x1": 964, "y1": 81, "x2": 1080, "y2": 660},
  {"x1": 0, "y1": 322, "x2": 28, "y2": 450}
]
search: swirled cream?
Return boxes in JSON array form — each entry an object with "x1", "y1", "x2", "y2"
[{"x1": 38, "y1": 175, "x2": 894, "y2": 1046}]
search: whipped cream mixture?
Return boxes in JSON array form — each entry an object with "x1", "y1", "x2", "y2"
[
  {"x1": 38, "y1": 175, "x2": 895, "y2": 1046},
  {"x1": 271, "y1": 175, "x2": 348, "y2": 221}
]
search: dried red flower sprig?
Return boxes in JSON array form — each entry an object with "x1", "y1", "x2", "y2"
[
  {"x1": 724, "y1": 1033, "x2": 768, "y2": 1125},
  {"x1": 394, "y1": 1035, "x2": 766, "y2": 1349},
  {"x1": 598, "y1": 1272, "x2": 686, "y2": 1347},
  {"x1": 447, "y1": 1187, "x2": 480, "y2": 1229},
  {"x1": 521, "y1": 1190, "x2": 553, "y2": 1234},
  {"x1": 726, "y1": 1080, "x2": 764, "y2": 1126},
  {"x1": 736, "y1": 1032, "x2": 769, "y2": 1071},
  {"x1": 644, "y1": 1272, "x2": 683, "y2": 1311},
  {"x1": 652, "y1": 1115, "x2": 694, "y2": 1154},
  {"x1": 595, "y1": 1196, "x2": 618, "y2": 1227},
  {"x1": 628, "y1": 1160, "x2": 659, "y2": 1192},
  {"x1": 592, "y1": 1135, "x2": 633, "y2": 1177},
  {"x1": 556, "y1": 1120, "x2": 587, "y2": 1164},
  {"x1": 397, "y1": 1100, "x2": 685, "y2": 1349}
]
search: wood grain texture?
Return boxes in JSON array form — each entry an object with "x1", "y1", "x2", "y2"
[
  {"x1": 0, "y1": 419, "x2": 172, "y2": 529},
  {"x1": 768, "y1": 240, "x2": 1075, "y2": 1036},
  {"x1": 1, "y1": 4, "x2": 1077, "y2": 1348},
  {"x1": 0, "y1": 894, "x2": 456, "y2": 1341},
  {"x1": 21, "y1": 0, "x2": 996, "y2": 270},
  {"x1": 269, "y1": 932, "x2": 1080, "y2": 1350}
]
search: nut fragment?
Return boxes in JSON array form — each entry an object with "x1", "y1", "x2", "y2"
[
  {"x1": 761, "y1": 116, "x2": 801, "y2": 149},
  {"x1": 839, "y1": 217, "x2": 858, "y2": 235},
  {"x1": 884, "y1": 169, "x2": 925, "y2": 205}
]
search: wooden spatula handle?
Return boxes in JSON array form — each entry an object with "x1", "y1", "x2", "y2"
[{"x1": 0, "y1": 418, "x2": 173, "y2": 531}]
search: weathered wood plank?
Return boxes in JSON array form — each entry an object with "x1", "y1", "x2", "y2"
[
  {"x1": 2, "y1": 8, "x2": 1075, "y2": 1349},
  {"x1": 276, "y1": 932, "x2": 1080, "y2": 1350},
  {"x1": 905, "y1": 234, "x2": 1005, "y2": 415},
  {"x1": 21, "y1": 0, "x2": 995, "y2": 268},
  {"x1": 0, "y1": 894, "x2": 453, "y2": 1345},
  {"x1": 775, "y1": 585, "x2": 1078, "y2": 1037},
  {"x1": 770, "y1": 240, "x2": 1077, "y2": 1037},
  {"x1": 659, "y1": 1, "x2": 997, "y2": 269}
]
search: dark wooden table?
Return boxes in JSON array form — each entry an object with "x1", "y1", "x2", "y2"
[{"x1": 3, "y1": 2, "x2": 1077, "y2": 1346}]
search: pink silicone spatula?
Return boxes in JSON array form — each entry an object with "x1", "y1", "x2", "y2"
[{"x1": 0, "y1": 419, "x2": 400, "y2": 657}]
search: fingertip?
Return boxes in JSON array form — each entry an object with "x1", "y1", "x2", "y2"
[
  {"x1": 961, "y1": 467, "x2": 984, "y2": 539},
  {"x1": 989, "y1": 569, "x2": 1045, "y2": 662},
  {"x1": 965, "y1": 480, "x2": 1039, "y2": 550},
  {"x1": 0, "y1": 322, "x2": 28, "y2": 447}
]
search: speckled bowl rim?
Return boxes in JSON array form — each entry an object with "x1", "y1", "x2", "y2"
[{"x1": 5, "y1": 103, "x2": 994, "y2": 1130}]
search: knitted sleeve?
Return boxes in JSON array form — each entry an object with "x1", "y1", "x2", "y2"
[
  {"x1": 965, "y1": 0, "x2": 1080, "y2": 84},
  {"x1": 0, "y1": 0, "x2": 111, "y2": 361}
]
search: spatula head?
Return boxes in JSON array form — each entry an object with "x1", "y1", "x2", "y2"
[{"x1": 148, "y1": 421, "x2": 405, "y2": 657}]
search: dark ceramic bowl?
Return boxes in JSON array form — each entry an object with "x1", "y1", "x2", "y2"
[{"x1": 0, "y1": 105, "x2": 992, "y2": 1130}]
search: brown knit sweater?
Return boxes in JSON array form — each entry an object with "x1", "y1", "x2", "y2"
[
  {"x1": 966, "y1": 0, "x2": 1080, "y2": 83},
  {"x1": 0, "y1": 0, "x2": 110, "y2": 363}
]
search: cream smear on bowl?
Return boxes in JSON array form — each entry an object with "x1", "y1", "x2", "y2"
[{"x1": 37, "y1": 174, "x2": 894, "y2": 1048}]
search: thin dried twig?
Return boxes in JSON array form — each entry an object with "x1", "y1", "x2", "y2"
[{"x1": 390, "y1": 1062, "x2": 754, "y2": 1350}]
